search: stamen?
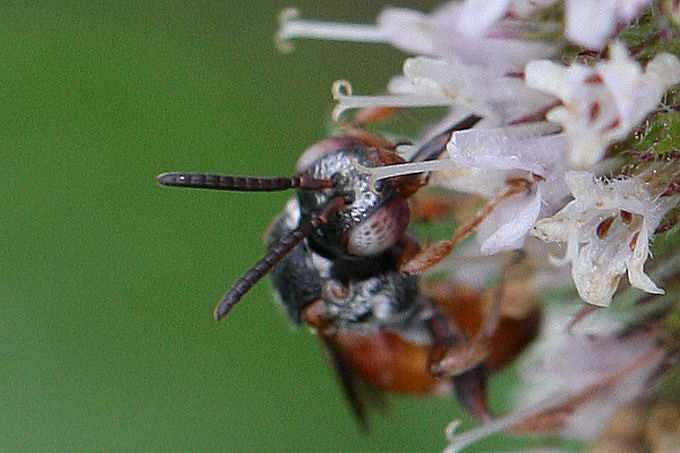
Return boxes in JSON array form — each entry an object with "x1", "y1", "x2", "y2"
[
  {"x1": 350, "y1": 156, "x2": 455, "y2": 192},
  {"x1": 332, "y1": 80, "x2": 450, "y2": 122},
  {"x1": 277, "y1": 8, "x2": 385, "y2": 53},
  {"x1": 443, "y1": 402, "x2": 549, "y2": 453},
  {"x1": 402, "y1": 182, "x2": 530, "y2": 274}
]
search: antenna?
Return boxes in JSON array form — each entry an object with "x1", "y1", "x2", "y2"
[
  {"x1": 213, "y1": 196, "x2": 345, "y2": 320},
  {"x1": 157, "y1": 172, "x2": 332, "y2": 191}
]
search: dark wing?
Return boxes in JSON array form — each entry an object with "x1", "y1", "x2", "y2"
[
  {"x1": 408, "y1": 115, "x2": 482, "y2": 163},
  {"x1": 319, "y1": 334, "x2": 388, "y2": 431}
]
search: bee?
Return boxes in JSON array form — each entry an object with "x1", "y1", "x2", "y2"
[{"x1": 157, "y1": 115, "x2": 538, "y2": 427}]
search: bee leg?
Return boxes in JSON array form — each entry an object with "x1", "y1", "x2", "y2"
[
  {"x1": 424, "y1": 252, "x2": 523, "y2": 380},
  {"x1": 424, "y1": 300, "x2": 490, "y2": 378},
  {"x1": 401, "y1": 179, "x2": 531, "y2": 274},
  {"x1": 420, "y1": 296, "x2": 492, "y2": 420}
]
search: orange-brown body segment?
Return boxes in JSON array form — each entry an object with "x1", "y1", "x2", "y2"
[{"x1": 329, "y1": 282, "x2": 539, "y2": 395}]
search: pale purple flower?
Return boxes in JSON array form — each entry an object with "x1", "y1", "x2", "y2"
[
  {"x1": 333, "y1": 56, "x2": 554, "y2": 123},
  {"x1": 278, "y1": 2, "x2": 556, "y2": 72},
  {"x1": 531, "y1": 170, "x2": 676, "y2": 306},
  {"x1": 515, "y1": 304, "x2": 667, "y2": 440},
  {"x1": 457, "y1": 0, "x2": 512, "y2": 37},
  {"x1": 444, "y1": 304, "x2": 666, "y2": 452},
  {"x1": 444, "y1": 124, "x2": 568, "y2": 254},
  {"x1": 465, "y1": 0, "x2": 653, "y2": 50},
  {"x1": 526, "y1": 42, "x2": 680, "y2": 169},
  {"x1": 564, "y1": 0, "x2": 653, "y2": 50}
]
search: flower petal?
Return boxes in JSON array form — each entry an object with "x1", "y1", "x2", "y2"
[
  {"x1": 571, "y1": 243, "x2": 626, "y2": 307},
  {"x1": 564, "y1": 0, "x2": 618, "y2": 50},
  {"x1": 377, "y1": 7, "x2": 437, "y2": 55},
  {"x1": 627, "y1": 227, "x2": 664, "y2": 294},
  {"x1": 459, "y1": 0, "x2": 511, "y2": 37},
  {"x1": 446, "y1": 123, "x2": 563, "y2": 175},
  {"x1": 478, "y1": 187, "x2": 542, "y2": 255}
]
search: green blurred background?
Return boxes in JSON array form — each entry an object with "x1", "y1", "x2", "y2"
[{"x1": 0, "y1": 1, "x2": 536, "y2": 452}]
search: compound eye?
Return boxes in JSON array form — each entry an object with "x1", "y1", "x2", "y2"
[
  {"x1": 373, "y1": 180, "x2": 384, "y2": 193},
  {"x1": 346, "y1": 194, "x2": 409, "y2": 256}
]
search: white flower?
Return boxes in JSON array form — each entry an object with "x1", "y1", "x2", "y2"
[
  {"x1": 443, "y1": 123, "x2": 568, "y2": 254},
  {"x1": 443, "y1": 304, "x2": 666, "y2": 452},
  {"x1": 564, "y1": 0, "x2": 653, "y2": 50},
  {"x1": 458, "y1": 0, "x2": 512, "y2": 37},
  {"x1": 531, "y1": 170, "x2": 675, "y2": 306},
  {"x1": 278, "y1": 2, "x2": 556, "y2": 72},
  {"x1": 525, "y1": 42, "x2": 680, "y2": 169},
  {"x1": 333, "y1": 56, "x2": 554, "y2": 123},
  {"x1": 515, "y1": 304, "x2": 667, "y2": 440}
]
